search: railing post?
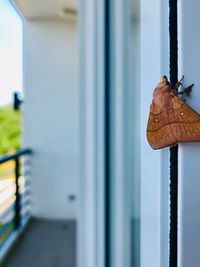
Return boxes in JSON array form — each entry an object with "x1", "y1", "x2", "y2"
[{"x1": 15, "y1": 157, "x2": 21, "y2": 230}]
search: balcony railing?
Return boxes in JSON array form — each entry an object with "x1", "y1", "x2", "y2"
[{"x1": 0, "y1": 149, "x2": 32, "y2": 263}]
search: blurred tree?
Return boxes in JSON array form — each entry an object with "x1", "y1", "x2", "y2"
[{"x1": 0, "y1": 105, "x2": 21, "y2": 155}]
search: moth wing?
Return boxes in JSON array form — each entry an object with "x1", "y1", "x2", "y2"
[
  {"x1": 170, "y1": 97, "x2": 200, "y2": 142},
  {"x1": 147, "y1": 102, "x2": 177, "y2": 149},
  {"x1": 147, "y1": 96, "x2": 200, "y2": 149}
]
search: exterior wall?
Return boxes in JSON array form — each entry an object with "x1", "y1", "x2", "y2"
[{"x1": 23, "y1": 20, "x2": 79, "y2": 219}]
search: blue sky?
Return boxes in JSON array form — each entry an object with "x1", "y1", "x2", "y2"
[{"x1": 0, "y1": 0, "x2": 22, "y2": 107}]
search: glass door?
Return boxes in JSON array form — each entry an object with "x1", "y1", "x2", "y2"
[{"x1": 108, "y1": 0, "x2": 169, "y2": 266}]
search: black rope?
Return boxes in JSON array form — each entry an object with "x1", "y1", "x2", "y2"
[
  {"x1": 169, "y1": 0, "x2": 178, "y2": 266},
  {"x1": 105, "y1": 0, "x2": 111, "y2": 266}
]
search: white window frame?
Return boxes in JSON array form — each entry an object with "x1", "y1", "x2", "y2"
[
  {"x1": 178, "y1": 0, "x2": 200, "y2": 266},
  {"x1": 78, "y1": 1, "x2": 105, "y2": 267}
]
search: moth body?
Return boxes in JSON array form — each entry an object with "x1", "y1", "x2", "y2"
[{"x1": 147, "y1": 76, "x2": 200, "y2": 149}]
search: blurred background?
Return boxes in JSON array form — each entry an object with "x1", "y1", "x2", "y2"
[{"x1": 0, "y1": 1, "x2": 78, "y2": 266}]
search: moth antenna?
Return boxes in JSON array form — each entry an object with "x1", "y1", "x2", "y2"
[
  {"x1": 174, "y1": 75, "x2": 185, "y2": 91},
  {"x1": 185, "y1": 83, "x2": 194, "y2": 96},
  {"x1": 180, "y1": 75, "x2": 184, "y2": 82}
]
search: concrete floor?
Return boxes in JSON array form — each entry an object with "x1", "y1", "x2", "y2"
[{"x1": 2, "y1": 219, "x2": 76, "y2": 267}]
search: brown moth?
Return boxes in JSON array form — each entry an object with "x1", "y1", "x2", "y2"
[{"x1": 146, "y1": 76, "x2": 200, "y2": 149}]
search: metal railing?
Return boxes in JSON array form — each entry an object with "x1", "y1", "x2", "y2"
[{"x1": 0, "y1": 149, "x2": 32, "y2": 249}]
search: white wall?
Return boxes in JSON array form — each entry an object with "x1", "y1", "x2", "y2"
[{"x1": 23, "y1": 19, "x2": 79, "y2": 219}]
